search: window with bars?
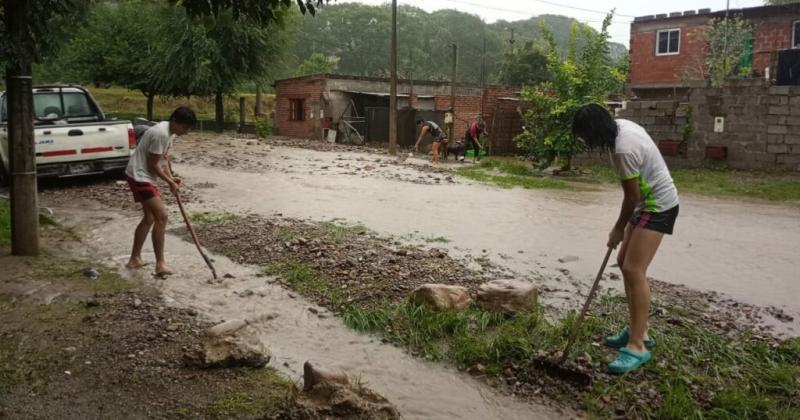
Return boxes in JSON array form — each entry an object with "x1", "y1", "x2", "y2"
[
  {"x1": 656, "y1": 29, "x2": 681, "y2": 56},
  {"x1": 289, "y1": 99, "x2": 305, "y2": 121}
]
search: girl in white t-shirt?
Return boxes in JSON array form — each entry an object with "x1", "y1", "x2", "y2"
[{"x1": 572, "y1": 104, "x2": 680, "y2": 375}]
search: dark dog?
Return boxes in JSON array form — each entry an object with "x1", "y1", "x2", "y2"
[{"x1": 442, "y1": 140, "x2": 466, "y2": 162}]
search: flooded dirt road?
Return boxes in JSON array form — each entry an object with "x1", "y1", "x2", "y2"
[
  {"x1": 54, "y1": 207, "x2": 568, "y2": 420},
  {"x1": 167, "y1": 136, "x2": 800, "y2": 335}
]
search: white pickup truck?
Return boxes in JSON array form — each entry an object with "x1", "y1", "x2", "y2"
[{"x1": 0, "y1": 85, "x2": 134, "y2": 184}]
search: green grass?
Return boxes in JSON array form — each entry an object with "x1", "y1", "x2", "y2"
[
  {"x1": 582, "y1": 163, "x2": 800, "y2": 202},
  {"x1": 263, "y1": 260, "x2": 346, "y2": 307},
  {"x1": 457, "y1": 158, "x2": 574, "y2": 190},
  {"x1": 460, "y1": 158, "x2": 800, "y2": 202},
  {"x1": 89, "y1": 87, "x2": 275, "y2": 123},
  {"x1": 0, "y1": 201, "x2": 9, "y2": 247},
  {"x1": 318, "y1": 221, "x2": 368, "y2": 243},
  {"x1": 342, "y1": 295, "x2": 800, "y2": 419},
  {"x1": 190, "y1": 211, "x2": 240, "y2": 226}
]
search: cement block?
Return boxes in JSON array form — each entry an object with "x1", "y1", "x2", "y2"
[
  {"x1": 768, "y1": 125, "x2": 789, "y2": 135},
  {"x1": 769, "y1": 106, "x2": 790, "y2": 115},
  {"x1": 767, "y1": 144, "x2": 789, "y2": 154},
  {"x1": 769, "y1": 86, "x2": 791, "y2": 95},
  {"x1": 769, "y1": 96, "x2": 789, "y2": 106},
  {"x1": 784, "y1": 135, "x2": 800, "y2": 145},
  {"x1": 767, "y1": 134, "x2": 785, "y2": 144}
]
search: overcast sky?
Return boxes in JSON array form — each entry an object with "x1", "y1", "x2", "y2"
[{"x1": 342, "y1": 0, "x2": 766, "y2": 46}]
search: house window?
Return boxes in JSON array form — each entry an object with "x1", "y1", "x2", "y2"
[
  {"x1": 793, "y1": 20, "x2": 800, "y2": 48},
  {"x1": 656, "y1": 29, "x2": 681, "y2": 56},
  {"x1": 289, "y1": 99, "x2": 305, "y2": 121}
]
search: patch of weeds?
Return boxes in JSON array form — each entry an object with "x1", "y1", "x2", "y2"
[
  {"x1": 456, "y1": 165, "x2": 574, "y2": 190},
  {"x1": 274, "y1": 226, "x2": 299, "y2": 243},
  {"x1": 263, "y1": 261, "x2": 345, "y2": 307},
  {"x1": 423, "y1": 236, "x2": 451, "y2": 244},
  {"x1": 30, "y1": 256, "x2": 132, "y2": 294},
  {"x1": 342, "y1": 292, "x2": 800, "y2": 418},
  {"x1": 208, "y1": 368, "x2": 296, "y2": 417},
  {"x1": 319, "y1": 221, "x2": 367, "y2": 242},
  {"x1": 0, "y1": 200, "x2": 10, "y2": 246},
  {"x1": 190, "y1": 211, "x2": 241, "y2": 225},
  {"x1": 580, "y1": 163, "x2": 800, "y2": 202}
]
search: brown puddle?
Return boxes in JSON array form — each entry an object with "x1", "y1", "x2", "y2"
[{"x1": 56, "y1": 209, "x2": 569, "y2": 420}]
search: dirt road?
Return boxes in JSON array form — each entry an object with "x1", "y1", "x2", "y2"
[{"x1": 165, "y1": 135, "x2": 799, "y2": 335}]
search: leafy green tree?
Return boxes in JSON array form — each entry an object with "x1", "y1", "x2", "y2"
[
  {"x1": 498, "y1": 41, "x2": 549, "y2": 87},
  {"x1": 295, "y1": 53, "x2": 339, "y2": 76},
  {"x1": 705, "y1": 16, "x2": 753, "y2": 87},
  {"x1": 515, "y1": 13, "x2": 624, "y2": 170},
  {"x1": 54, "y1": 1, "x2": 169, "y2": 119}
]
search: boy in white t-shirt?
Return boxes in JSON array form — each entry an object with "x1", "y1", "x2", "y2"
[
  {"x1": 125, "y1": 107, "x2": 196, "y2": 277},
  {"x1": 572, "y1": 104, "x2": 680, "y2": 375}
]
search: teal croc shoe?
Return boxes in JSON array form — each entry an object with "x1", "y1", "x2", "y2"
[
  {"x1": 603, "y1": 326, "x2": 656, "y2": 349},
  {"x1": 608, "y1": 347, "x2": 652, "y2": 374}
]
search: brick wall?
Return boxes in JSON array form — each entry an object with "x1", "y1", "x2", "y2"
[
  {"x1": 630, "y1": 24, "x2": 708, "y2": 85},
  {"x1": 630, "y1": 8, "x2": 800, "y2": 86},
  {"x1": 611, "y1": 80, "x2": 800, "y2": 171},
  {"x1": 275, "y1": 77, "x2": 326, "y2": 139}
]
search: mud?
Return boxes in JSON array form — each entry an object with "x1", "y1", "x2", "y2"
[
  {"x1": 167, "y1": 134, "x2": 800, "y2": 336},
  {"x1": 55, "y1": 209, "x2": 569, "y2": 420}
]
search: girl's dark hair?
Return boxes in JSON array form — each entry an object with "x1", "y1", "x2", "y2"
[
  {"x1": 416, "y1": 119, "x2": 425, "y2": 125},
  {"x1": 170, "y1": 106, "x2": 197, "y2": 127},
  {"x1": 572, "y1": 103, "x2": 618, "y2": 150}
]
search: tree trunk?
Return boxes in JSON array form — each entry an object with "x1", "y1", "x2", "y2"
[
  {"x1": 146, "y1": 93, "x2": 155, "y2": 121},
  {"x1": 215, "y1": 91, "x2": 224, "y2": 133},
  {"x1": 255, "y1": 87, "x2": 263, "y2": 117},
  {"x1": 5, "y1": 0, "x2": 39, "y2": 256}
]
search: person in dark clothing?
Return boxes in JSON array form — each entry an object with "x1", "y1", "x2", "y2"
[
  {"x1": 464, "y1": 121, "x2": 485, "y2": 162},
  {"x1": 415, "y1": 119, "x2": 448, "y2": 163}
]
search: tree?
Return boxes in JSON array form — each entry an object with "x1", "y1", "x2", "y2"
[
  {"x1": 0, "y1": 0, "x2": 92, "y2": 256},
  {"x1": 295, "y1": 53, "x2": 339, "y2": 76},
  {"x1": 61, "y1": 1, "x2": 169, "y2": 119},
  {"x1": 498, "y1": 41, "x2": 550, "y2": 87},
  {"x1": 705, "y1": 16, "x2": 753, "y2": 87},
  {"x1": 764, "y1": 0, "x2": 800, "y2": 4},
  {"x1": 515, "y1": 13, "x2": 624, "y2": 170}
]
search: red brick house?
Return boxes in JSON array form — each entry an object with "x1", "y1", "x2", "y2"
[
  {"x1": 629, "y1": 4, "x2": 800, "y2": 92},
  {"x1": 274, "y1": 74, "x2": 520, "y2": 152}
]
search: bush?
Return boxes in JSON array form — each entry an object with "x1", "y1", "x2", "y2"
[
  {"x1": 255, "y1": 117, "x2": 272, "y2": 139},
  {"x1": 515, "y1": 12, "x2": 625, "y2": 170}
]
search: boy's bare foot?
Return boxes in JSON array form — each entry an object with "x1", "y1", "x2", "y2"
[
  {"x1": 155, "y1": 264, "x2": 174, "y2": 278},
  {"x1": 126, "y1": 258, "x2": 146, "y2": 269}
]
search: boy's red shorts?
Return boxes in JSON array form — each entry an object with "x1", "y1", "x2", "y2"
[{"x1": 127, "y1": 177, "x2": 160, "y2": 203}]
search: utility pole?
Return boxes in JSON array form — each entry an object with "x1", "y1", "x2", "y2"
[
  {"x1": 5, "y1": 0, "x2": 39, "y2": 256},
  {"x1": 481, "y1": 30, "x2": 487, "y2": 120},
  {"x1": 449, "y1": 43, "x2": 458, "y2": 143},
  {"x1": 388, "y1": 0, "x2": 398, "y2": 155}
]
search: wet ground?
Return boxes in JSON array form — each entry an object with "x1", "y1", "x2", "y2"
[
  {"x1": 164, "y1": 133, "x2": 800, "y2": 335},
  {"x1": 31, "y1": 132, "x2": 800, "y2": 418}
]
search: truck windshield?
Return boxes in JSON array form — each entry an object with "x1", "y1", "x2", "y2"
[
  {"x1": 33, "y1": 92, "x2": 96, "y2": 119},
  {"x1": 1, "y1": 89, "x2": 97, "y2": 123}
]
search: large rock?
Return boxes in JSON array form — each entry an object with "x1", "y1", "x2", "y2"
[
  {"x1": 185, "y1": 332, "x2": 269, "y2": 368},
  {"x1": 300, "y1": 361, "x2": 399, "y2": 419},
  {"x1": 303, "y1": 361, "x2": 350, "y2": 391},
  {"x1": 476, "y1": 280, "x2": 538, "y2": 313},
  {"x1": 409, "y1": 284, "x2": 472, "y2": 310}
]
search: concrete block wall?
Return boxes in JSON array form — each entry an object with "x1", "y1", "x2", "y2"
[{"x1": 615, "y1": 81, "x2": 800, "y2": 171}]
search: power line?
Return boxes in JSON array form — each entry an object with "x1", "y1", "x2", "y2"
[
  {"x1": 432, "y1": 0, "x2": 633, "y2": 25},
  {"x1": 436, "y1": 0, "x2": 636, "y2": 19}
]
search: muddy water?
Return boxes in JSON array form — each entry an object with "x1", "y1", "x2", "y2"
[
  {"x1": 58, "y1": 209, "x2": 568, "y2": 420},
  {"x1": 174, "y1": 145, "x2": 800, "y2": 335}
]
